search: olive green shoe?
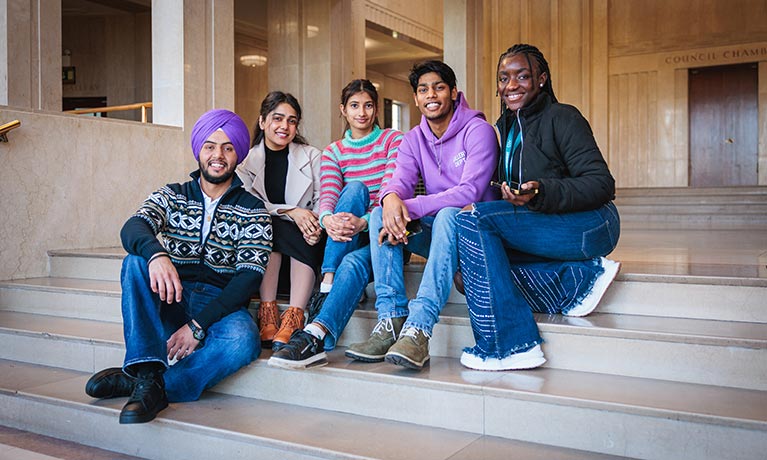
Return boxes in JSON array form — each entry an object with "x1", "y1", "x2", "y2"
[
  {"x1": 385, "y1": 327, "x2": 430, "y2": 370},
  {"x1": 345, "y1": 316, "x2": 406, "y2": 362}
]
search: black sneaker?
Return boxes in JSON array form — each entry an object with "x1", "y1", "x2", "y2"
[
  {"x1": 119, "y1": 372, "x2": 168, "y2": 424},
  {"x1": 85, "y1": 367, "x2": 134, "y2": 399},
  {"x1": 306, "y1": 291, "x2": 328, "y2": 324},
  {"x1": 268, "y1": 330, "x2": 327, "y2": 370}
]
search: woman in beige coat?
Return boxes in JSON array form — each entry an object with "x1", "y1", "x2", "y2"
[{"x1": 236, "y1": 91, "x2": 323, "y2": 350}]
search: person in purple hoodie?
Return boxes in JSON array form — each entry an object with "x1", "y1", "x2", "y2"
[{"x1": 345, "y1": 61, "x2": 498, "y2": 370}]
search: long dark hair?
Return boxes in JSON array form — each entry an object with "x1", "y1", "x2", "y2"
[
  {"x1": 496, "y1": 44, "x2": 558, "y2": 116},
  {"x1": 340, "y1": 79, "x2": 380, "y2": 133},
  {"x1": 251, "y1": 91, "x2": 307, "y2": 147}
]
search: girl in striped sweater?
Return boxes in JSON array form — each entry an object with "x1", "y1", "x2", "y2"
[{"x1": 268, "y1": 79, "x2": 403, "y2": 369}]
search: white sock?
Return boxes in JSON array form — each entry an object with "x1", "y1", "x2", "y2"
[
  {"x1": 319, "y1": 282, "x2": 332, "y2": 294},
  {"x1": 304, "y1": 323, "x2": 326, "y2": 340}
]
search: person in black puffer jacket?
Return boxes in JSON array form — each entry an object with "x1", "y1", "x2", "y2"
[{"x1": 456, "y1": 44, "x2": 621, "y2": 371}]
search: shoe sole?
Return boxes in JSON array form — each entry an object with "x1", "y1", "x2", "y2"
[
  {"x1": 460, "y1": 354, "x2": 546, "y2": 371},
  {"x1": 268, "y1": 352, "x2": 328, "y2": 370},
  {"x1": 344, "y1": 350, "x2": 386, "y2": 363},
  {"x1": 119, "y1": 398, "x2": 169, "y2": 424},
  {"x1": 564, "y1": 259, "x2": 621, "y2": 317},
  {"x1": 384, "y1": 352, "x2": 430, "y2": 370}
]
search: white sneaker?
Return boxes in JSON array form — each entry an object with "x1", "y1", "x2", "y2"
[
  {"x1": 460, "y1": 345, "x2": 546, "y2": 371},
  {"x1": 564, "y1": 257, "x2": 620, "y2": 317}
]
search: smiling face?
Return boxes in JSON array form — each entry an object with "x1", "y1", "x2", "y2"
[
  {"x1": 341, "y1": 91, "x2": 377, "y2": 138},
  {"x1": 259, "y1": 102, "x2": 298, "y2": 150},
  {"x1": 414, "y1": 71, "x2": 457, "y2": 124},
  {"x1": 497, "y1": 53, "x2": 547, "y2": 112},
  {"x1": 198, "y1": 129, "x2": 238, "y2": 185}
]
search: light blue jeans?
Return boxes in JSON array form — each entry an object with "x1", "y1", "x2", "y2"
[
  {"x1": 313, "y1": 181, "x2": 374, "y2": 350},
  {"x1": 320, "y1": 181, "x2": 370, "y2": 275},
  {"x1": 120, "y1": 255, "x2": 260, "y2": 402},
  {"x1": 369, "y1": 206, "x2": 460, "y2": 335},
  {"x1": 456, "y1": 201, "x2": 620, "y2": 360},
  {"x1": 313, "y1": 247, "x2": 372, "y2": 350}
]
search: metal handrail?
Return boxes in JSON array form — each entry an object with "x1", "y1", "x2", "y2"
[
  {"x1": 0, "y1": 119, "x2": 21, "y2": 142},
  {"x1": 66, "y1": 102, "x2": 153, "y2": 123}
]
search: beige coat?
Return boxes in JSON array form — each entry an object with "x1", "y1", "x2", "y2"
[{"x1": 236, "y1": 141, "x2": 322, "y2": 221}]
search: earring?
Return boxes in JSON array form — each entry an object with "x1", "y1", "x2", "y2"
[{"x1": 539, "y1": 84, "x2": 543, "y2": 87}]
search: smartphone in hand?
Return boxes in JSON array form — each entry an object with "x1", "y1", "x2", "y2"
[{"x1": 490, "y1": 181, "x2": 538, "y2": 196}]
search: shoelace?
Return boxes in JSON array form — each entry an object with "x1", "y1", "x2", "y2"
[
  {"x1": 280, "y1": 308, "x2": 303, "y2": 330},
  {"x1": 259, "y1": 302, "x2": 279, "y2": 325},
  {"x1": 372, "y1": 318, "x2": 394, "y2": 336},
  {"x1": 129, "y1": 378, "x2": 159, "y2": 404},
  {"x1": 400, "y1": 327, "x2": 430, "y2": 340}
]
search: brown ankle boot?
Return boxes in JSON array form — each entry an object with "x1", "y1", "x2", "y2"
[
  {"x1": 258, "y1": 301, "x2": 279, "y2": 345},
  {"x1": 272, "y1": 306, "x2": 305, "y2": 351}
]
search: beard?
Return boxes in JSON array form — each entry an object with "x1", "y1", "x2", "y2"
[{"x1": 199, "y1": 159, "x2": 236, "y2": 185}]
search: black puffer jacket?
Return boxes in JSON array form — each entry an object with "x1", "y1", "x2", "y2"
[{"x1": 496, "y1": 92, "x2": 615, "y2": 214}]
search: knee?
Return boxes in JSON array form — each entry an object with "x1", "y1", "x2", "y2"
[
  {"x1": 342, "y1": 181, "x2": 370, "y2": 203},
  {"x1": 433, "y1": 207, "x2": 460, "y2": 233}
]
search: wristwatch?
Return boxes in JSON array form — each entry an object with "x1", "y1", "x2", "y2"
[{"x1": 187, "y1": 320, "x2": 206, "y2": 341}]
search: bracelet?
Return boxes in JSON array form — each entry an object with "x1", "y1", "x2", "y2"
[{"x1": 147, "y1": 252, "x2": 169, "y2": 264}]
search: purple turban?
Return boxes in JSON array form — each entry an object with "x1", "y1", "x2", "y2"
[{"x1": 190, "y1": 109, "x2": 250, "y2": 165}]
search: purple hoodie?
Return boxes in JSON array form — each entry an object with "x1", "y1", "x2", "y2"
[{"x1": 381, "y1": 92, "x2": 498, "y2": 219}]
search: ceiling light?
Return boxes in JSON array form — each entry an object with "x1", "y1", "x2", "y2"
[{"x1": 240, "y1": 55, "x2": 267, "y2": 67}]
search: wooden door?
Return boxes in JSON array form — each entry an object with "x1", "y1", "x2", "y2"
[{"x1": 689, "y1": 63, "x2": 758, "y2": 187}]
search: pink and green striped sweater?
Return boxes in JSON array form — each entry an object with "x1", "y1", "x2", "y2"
[{"x1": 319, "y1": 126, "x2": 403, "y2": 225}]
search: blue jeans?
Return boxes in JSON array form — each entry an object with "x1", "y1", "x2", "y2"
[
  {"x1": 313, "y1": 246, "x2": 373, "y2": 350},
  {"x1": 456, "y1": 201, "x2": 620, "y2": 359},
  {"x1": 120, "y1": 255, "x2": 260, "y2": 402},
  {"x1": 320, "y1": 181, "x2": 370, "y2": 275},
  {"x1": 369, "y1": 206, "x2": 460, "y2": 335}
]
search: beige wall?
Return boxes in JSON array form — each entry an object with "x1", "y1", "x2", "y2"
[
  {"x1": 0, "y1": 108, "x2": 189, "y2": 280},
  {"x1": 607, "y1": 1, "x2": 767, "y2": 187},
  {"x1": 472, "y1": 0, "x2": 766, "y2": 188}
]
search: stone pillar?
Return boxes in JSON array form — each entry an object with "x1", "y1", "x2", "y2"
[
  {"x1": 152, "y1": 0, "x2": 184, "y2": 126},
  {"x1": 267, "y1": 0, "x2": 365, "y2": 148},
  {"x1": 0, "y1": 0, "x2": 61, "y2": 110},
  {"x1": 152, "y1": 0, "x2": 235, "y2": 129},
  {"x1": 443, "y1": 0, "x2": 482, "y2": 110}
]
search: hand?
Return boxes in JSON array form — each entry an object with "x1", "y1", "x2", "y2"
[
  {"x1": 284, "y1": 208, "x2": 320, "y2": 239},
  {"x1": 149, "y1": 255, "x2": 183, "y2": 304},
  {"x1": 380, "y1": 194, "x2": 410, "y2": 245},
  {"x1": 303, "y1": 228, "x2": 323, "y2": 246},
  {"x1": 323, "y1": 212, "x2": 366, "y2": 242},
  {"x1": 166, "y1": 322, "x2": 200, "y2": 362},
  {"x1": 500, "y1": 180, "x2": 539, "y2": 206}
]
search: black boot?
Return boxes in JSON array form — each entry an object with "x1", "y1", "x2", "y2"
[
  {"x1": 119, "y1": 363, "x2": 168, "y2": 424},
  {"x1": 85, "y1": 367, "x2": 134, "y2": 399}
]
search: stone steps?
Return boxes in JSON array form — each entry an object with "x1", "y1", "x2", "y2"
[
  {"x1": 1, "y1": 247, "x2": 766, "y2": 459},
  {"x1": 614, "y1": 186, "x2": 767, "y2": 230},
  {"x1": 0, "y1": 360, "x2": 639, "y2": 460}
]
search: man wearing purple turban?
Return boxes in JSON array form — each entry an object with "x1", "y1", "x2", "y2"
[{"x1": 84, "y1": 109, "x2": 272, "y2": 424}]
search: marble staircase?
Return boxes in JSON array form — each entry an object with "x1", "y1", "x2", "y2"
[{"x1": 0, "y1": 230, "x2": 766, "y2": 459}]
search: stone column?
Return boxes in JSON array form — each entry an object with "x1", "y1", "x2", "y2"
[
  {"x1": 443, "y1": 0, "x2": 483, "y2": 111},
  {"x1": 152, "y1": 0, "x2": 235, "y2": 129},
  {"x1": 267, "y1": 0, "x2": 365, "y2": 148},
  {"x1": 0, "y1": 0, "x2": 61, "y2": 110}
]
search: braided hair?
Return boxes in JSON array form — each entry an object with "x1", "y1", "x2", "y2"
[{"x1": 496, "y1": 43, "x2": 557, "y2": 116}]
